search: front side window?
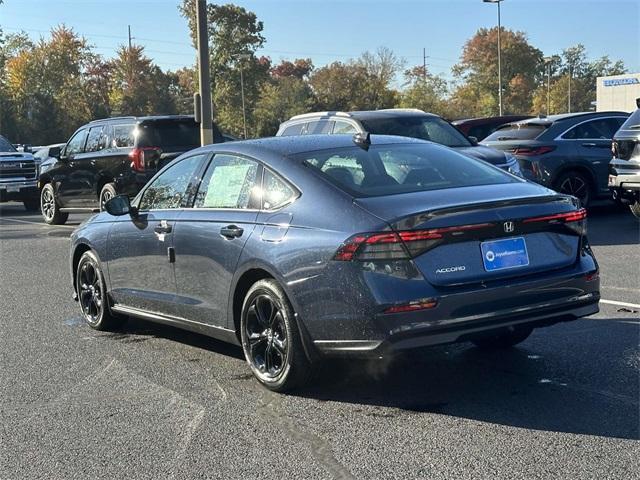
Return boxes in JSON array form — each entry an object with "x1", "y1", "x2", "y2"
[
  {"x1": 112, "y1": 124, "x2": 135, "y2": 147},
  {"x1": 359, "y1": 116, "x2": 471, "y2": 147},
  {"x1": 85, "y1": 126, "x2": 104, "y2": 152},
  {"x1": 194, "y1": 154, "x2": 259, "y2": 209},
  {"x1": 281, "y1": 123, "x2": 304, "y2": 136},
  {"x1": 297, "y1": 143, "x2": 515, "y2": 197},
  {"x1": 262, "y1": 169, "x2": 297, "y2": 210},
  {"x1": 65, "y1": 129, "x2": 88, "y2": 156},
  {"x1": 138, "y1": 155, "x2": 204, "y2": 210}
]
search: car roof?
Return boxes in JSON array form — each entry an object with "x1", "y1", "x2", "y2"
[
  {"x1": 509, "y1": 111, "x2": 629, "y2": 126},
  {"x1": 286, "y1": 109, "x2": 438, "y2": 123},
  {"x1": 452, "y1": 115, "x2": 532, "y2": 126},
  {"x1": 192, "y1": 134, "x2": 429, "y2": 158},
  {"x1": 88, "y1": 115, "x2": 195, "y2": 125}
]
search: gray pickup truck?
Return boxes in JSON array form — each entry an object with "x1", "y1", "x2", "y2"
[
  {"x1": 609, "y1": 98, "x2": 640, "y2": 218},
  {"x1": 0, "y1": 134, "x2": 40, "y2": 211}
]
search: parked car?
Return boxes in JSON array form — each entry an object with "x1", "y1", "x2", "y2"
[
  {"x1": 609, "y1": 99, "x2": 640, "y2": 218},
  {"x1": 482, "y1": 111, "x2": 629, "y2": 207},
  {"x1": 70, "y1": 134, "x2": 599, "y2": 392},
  {"x1": 276, "y1": 109, "x2": 523, "y2": 176},
  {"x1": 452, "y1": 115, "x2": 533, "y2": 141},
  {"x1": 0, "y1": 134, "x2": 40, "y2": 211},
  {"x1": 38, "y1": 115, "x2": 222, "y2": 225}
]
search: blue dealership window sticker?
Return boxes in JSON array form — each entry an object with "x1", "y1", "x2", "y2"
[{"x1": 481, "y1": 237, "x2": 530, "y2": 272}]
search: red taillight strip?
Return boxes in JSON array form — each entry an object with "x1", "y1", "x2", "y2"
[
  {"x1": 384, "y1": 299, "x2": 438, "y2": 314},
  {"x1": 522, "y1": 208, "x2": 587, "y2": 224}
]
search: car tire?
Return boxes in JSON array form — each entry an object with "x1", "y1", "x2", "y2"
[
  {"x1": 23, "y1": 198, "x2": 40, "y2": 212},
  {"x1": 472, "y1": 326, "x2": 533, "y2": 350},
  {"x1": 76, "y1": 250, "x2": 122, "y2": 330},
  {"x1": 554, "y1": 171, "x2": 592, "y2": 208},
  {"x1": 99, "y1": 183, "x2": 117, "y2": 212},
  {"x1": 240, "y1": 279, "x2": 314, "y2": 392},
  {"x1": 40, "y1": 183, "x2": 68, "y2": 225},
  {"x1": 630, "y1": 200, "x2": 640, "y2": 219}
]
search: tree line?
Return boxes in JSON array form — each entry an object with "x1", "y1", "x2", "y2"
[{"x1": 0, "y1": 1, "x2": 628, "y2": 145}]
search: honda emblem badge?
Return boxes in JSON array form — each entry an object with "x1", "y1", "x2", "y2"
[{"x1": 503, "y1": 221, "x2": 515, "y2": 233}]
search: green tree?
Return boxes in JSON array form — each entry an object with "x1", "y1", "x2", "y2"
[
  {"x1": 398, "y1": 65, "x2": 449, "y2": 116},
  {"x1": 254, "y1": 76, "x2": 315, "y2": 137},
  {"x1": 452, "y1": 27, "x2": 543, "y2": 116}
]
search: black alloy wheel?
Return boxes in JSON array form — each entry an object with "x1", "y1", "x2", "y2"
[
  {"x1": 76, "y1": 251, "x2": 121, "y2": 330},
  {"x1": 555, "y1": 171, "x2": 591, "y2": 207},
  {"x1": 240, "y1": 279, "x2": 313, "y2": 392},
  {"x1": 40, "y1": 183, "x2": 68, "y2": 225}
]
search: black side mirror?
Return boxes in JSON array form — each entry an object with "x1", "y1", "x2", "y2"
[
  {"x1": 468, "y1": 136, "x2": 479, "y2": 146},
  {"x1": 105, "y1": 195, "x2": 137, "y2": 217},
  {"x1": 49, "y1": 146, "x2": 61, "y2": 158}
]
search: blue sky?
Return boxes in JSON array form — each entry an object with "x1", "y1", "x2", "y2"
[{"x1": 2, "y1": 0, "x2": 639, "y2": 80}]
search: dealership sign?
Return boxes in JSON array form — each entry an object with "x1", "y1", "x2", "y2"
[{"x1": 603, "y1": 77, "x2": 640, "y2": 87}]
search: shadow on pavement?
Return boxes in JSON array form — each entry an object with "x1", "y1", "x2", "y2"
[{"x1": 586, "y1": 204, "x2": 639, "y2": 246}]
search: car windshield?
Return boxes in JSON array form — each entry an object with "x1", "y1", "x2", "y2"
[
  {"x1": 484, "y1": 124, "x2": 548, "y2": 141},
  {"x1": 0, "y1": 135, "x2": 17, "y2": 152},
  {"x1": 619, "y1": 109, "x2": 640, "y2": 130},
  {"x1": 359, "y1": 116, "x2": 472, "y2": 147},
  {"x1": 296, "y1": 143, "x2": 515, "y2": 197},
  {"x1": 137, "y1": 120, "x2": 200, "y2": 148}
]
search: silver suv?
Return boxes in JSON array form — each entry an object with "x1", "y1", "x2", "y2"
[{"x1": 609, "y1": 99, "x2": 640, "y2": 218}]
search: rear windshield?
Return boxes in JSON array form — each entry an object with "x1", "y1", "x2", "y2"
[
  {"x1": 619, "y1": 109, "x2": 640, "y2": 131},
  {"x1": 137, "y1": 120, "x2": 200, "y2": 149},
  {"x1": 359, "y1": 116, "x2": 472, "y2": 148},
  {"x1": 484, "y1": 124, "x2": 548, "y2": 141},
  {"x1": 0, "y1": 135, "x2": 17, "y2": 152},
  {"x1": 296, "y1": 143, "x2": 515, "y2": 197}
]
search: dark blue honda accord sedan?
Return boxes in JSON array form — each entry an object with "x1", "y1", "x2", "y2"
[{"x1": 70, "y1": 134, "x2": 600, "y2": 391}]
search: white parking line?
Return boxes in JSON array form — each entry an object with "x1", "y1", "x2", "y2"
[
  {"x1": 0, "y1": 217, "x2": 77, "y2": 229},
  {"x1": 601, "y1": 299, "x2": 640, "y2": 310}
]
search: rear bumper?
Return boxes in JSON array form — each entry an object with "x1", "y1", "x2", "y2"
[
  {"x1": 0, "y1": 180, "x2": 38, "y2": 202},
  {"x1": 609, "y1": 160, "x2": 640, "y2": 201}
]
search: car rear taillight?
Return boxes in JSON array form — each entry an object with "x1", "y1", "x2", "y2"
[
  {"x1": 383, "y1": 299, "x2": 438, "y2": 314},
  {"x1": 523, "y1": 208, "x2": 587, "y2": 235},
  {"x1": 513, "y1": 146, "x2": 556, "y2": 156},
  {"x1": 129, "y1": 147, "x2": 162, "y2": 173},
  {"x1": 334, "y1": 223, "x2": 494, "y2": 261}
]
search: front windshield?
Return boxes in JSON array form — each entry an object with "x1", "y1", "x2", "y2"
[
  {"x1": 359, "y1": 116, "x2": 472, "y2": 147},
  {"x1": 0, "y1": 135, "x2": 17, "y2": 152},
  {"x1": 296, "y1": 143, "x2": 515, "y2": 198},
  {"x1": 619, "y1": 109, "x2": 640, "y2": 130}
]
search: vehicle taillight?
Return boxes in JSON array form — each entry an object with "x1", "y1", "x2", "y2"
[
  {"x1": 333, "y1": 223, "x2": 494, "y2": 261},
  {"x1": 383, "y1": 299, "x2": 438, "y2": 314},
  {"x1": 129, "y1": 147, "x2": 162, "y2": 173},
  {"x1": 522, "y1": 208, "x2": 587, "y2": 235},
  {"x1": 513, "y1": 146, "x2": 556, "y2": 156}
]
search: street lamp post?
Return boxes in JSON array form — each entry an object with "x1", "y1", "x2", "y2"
[
  {"x1": 483, "y1": 0, "x2": 504, "y2": 116},
  {"x1": 544, "y1": 57, "x2": 552, "y2": 116},
  {"x1": 235, "y1": 54, "x2": 251, "y2": 139}
]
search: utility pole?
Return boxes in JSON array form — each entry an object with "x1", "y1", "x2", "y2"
[
  {"x1": 483, "y1": 0, "x2": 504, "y2": 116},
  {"x1": 567, "y1": 64, "x2": 572, "y2": 113},
  {"x1": 196, "y1": 0, "x2": 213, "y2": 145},
  {"x1": 544, "y1": 57, "x2": 551, "y2": 115},
  {"x1": 128, "y1": 25, "x2": 132, "y2": 49},
  {"x1": 423, "y1": 47, "x2": 427, "y2": 80}
]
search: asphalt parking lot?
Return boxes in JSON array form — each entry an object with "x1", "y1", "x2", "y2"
[{"x1": 0, "y1": 202, "x2": 638, "y2": 479}]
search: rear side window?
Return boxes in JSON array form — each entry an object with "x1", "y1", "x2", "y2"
[
  {"x1": 297, "y1": 143, "x2": 515, "y2": 197},
  {"x1": 262, "y1": 169, "x2": 297, "y2": 209},
  {"x1": 333, "y1": 121, "x2": 358, "y2": 134},
  {"x1": 112, "y1": 124, "x2": 135, "y2": 147},
  {"x1": 484, "y1": 124, "x2": 547, "y2": 141},
  {"x1": 138, "y1": 121, "x2": 200, "y2": 149},
  {"x1": 281, "y1": 123, "x2": 305, "y2": 136},
  {"x1": 194, "y1": 154, "x2": 260, "y2": 209},
  {"x1": 562, "y1": 118, "x2": 625, "y2": 139}
]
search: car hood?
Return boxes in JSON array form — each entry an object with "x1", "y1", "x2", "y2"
[
  {"x1": 453, "y1": 145, "x2": 509, "y2": 166},
  {"x1": 0, "y1": 152, "x2": 35, "y2": 161}
]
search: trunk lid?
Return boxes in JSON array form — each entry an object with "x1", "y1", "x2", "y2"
[{"x1": 354, "y1": 184, "x2": 583, "y2": 286}]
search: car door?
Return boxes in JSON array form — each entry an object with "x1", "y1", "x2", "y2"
[
  {"x1": 562, "y1": 117, "x2": 627, "y2": 194},
  {"x1": 106, "y1": 154, "x2": 206, "y2": 316},
  {"x1": 70, "y1": 125, "x2": 105, "y2": 207},
  {"x1": 57, "y1": 128, "x2": 88, "y2": 206},
  {"x1": 173, "y1": 153, "x2": 261, "y2": 328}
]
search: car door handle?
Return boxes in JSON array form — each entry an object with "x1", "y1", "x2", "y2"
[
  {"x1": 581, "y1": 142, "x2": 597, "y2": 148},
  {"x1": 220, "y1": 225, "x2": 243, "y2": 239},
  {"x1": 154, "y1": 221, "x2": 172, "y2": 234}
]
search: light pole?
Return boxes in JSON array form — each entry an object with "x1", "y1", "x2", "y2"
[
  {"x1": 235, "y1": 54, "x2": 251, "y2": 139},
  {"x1": 483, "y1": 0, "x2": 504, "y2": 116},
  {"x1": 544, "y1": 57, "x2": 552, "y2": 115},
  {"x1": 567, "y1": 64, "x2": 572, "y2": 113}
]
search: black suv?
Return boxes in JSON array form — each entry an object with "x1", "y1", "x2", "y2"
[{"x1": 38, "y1": 115, "x2": 219, "y2": 224}]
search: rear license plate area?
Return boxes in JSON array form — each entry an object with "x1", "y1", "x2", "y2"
[{"x1": 481, "y1": 237, "x2": 529, "y2": 272}]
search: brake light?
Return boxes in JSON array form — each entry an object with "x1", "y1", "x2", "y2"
[
  {"x1": 333, "y1": 223, "x2": 494, "y2": 261},
  {"x1": 522, "y1": 208, "x2": 587, "y2": 224},
  {"x1": 384, "y1": 299, "x2": 438, "y2": 314},
  {"x1": 513, "y1": 146, "x2": 556, "y2": 156},
  {"x1": 129, "y1": 147, "x2": 162, "y2": 173}
]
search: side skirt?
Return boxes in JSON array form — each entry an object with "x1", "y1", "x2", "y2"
[{"x1": 111, "y1": 304, "x2": 240, "y2": 346}]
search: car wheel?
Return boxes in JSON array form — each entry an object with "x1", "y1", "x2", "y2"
[
  {"x1": 23, "y1": 198, "x2": 40, "y2": 212},
  {"x1": 472, "y1": 326, "x2": 533, "y2": 350},
  {"x1": 630, "y1": 200, "x2": 640, "y2": 219},
  {"x1": 240, "y1": 279, "x2": 314, "y2": 392},
  {"x1": 554, "y1": 171, "x2": 592, "y2": 208},
  {"x1": 99, "y1": 183, "x2": 117, "y2": 212},
  {"x1": 76, "y1": 250, "x2": 122, "y2": 330},
  {"x1": 40, "y1": 183, "x2": 68, "y2": 225}
]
